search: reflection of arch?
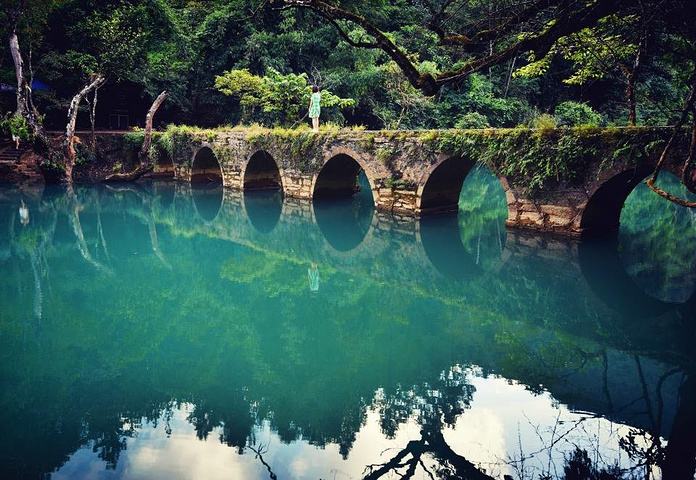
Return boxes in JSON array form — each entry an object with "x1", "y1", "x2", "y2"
[
  {"x1": 244, "y1": 190, "x2": 283, "y2": 234},
  {"x1": 417, "y1": 156, "x2": 476, "y2": 214},
  {"x1": 312, "y1": 153, "x2": 375, "y2": 201},
  {"x1": 578, "y1": 238, "x2": 676, "y2": 318},
  {"x1": 313, "y1": 195, "x2": 374, "y2": 252},
  {"x1": 191, "y1": 146, "x2": 222, "y2": 184},
  {"x1": 192, "y1": 184, "x2": 224, "y2": 223},
  {"x1": 244, "y1": 151, "x2": 282, "y2": 191},
  {"x1": 418, "y1": 215, "x2": 480, "y2": 280}
]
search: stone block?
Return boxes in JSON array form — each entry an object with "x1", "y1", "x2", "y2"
[
  {"x1": 548, "y1": 214, "x2": 573, "y2": 227},
  {"x1": 520, "y1": 211, "x2": 543, "y2": 223},
  {"x1": 540, "y1": 205, "x2": 573, "y2": 217},
  {"x1": 519, "y1": 202, "x2": 539, "y2": 213}
]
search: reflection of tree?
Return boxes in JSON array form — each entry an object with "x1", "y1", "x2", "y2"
[
  {"x1": 90, "y1": 418, "x2": 137, "y2": 470},
  {"x1": 104, "y1": 184, "x2": 172, "y2": 269},
  {"x1": 366, "y1": 366, "x2": 492, "y2": 479},
  {"x1": 9, "y1": 196, "x2": 57, "y2": 326},
  {"x1": 66, "y1": 186, "x2": 111, "y2": 274}
]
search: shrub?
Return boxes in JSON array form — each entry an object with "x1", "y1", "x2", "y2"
[
  {"x1": 530, "y1": 113, "x2": 558, "y2": 130},
  {"x1": 1, "y1": 113, "x2": 31, "y2": 140},
  {"x1": 554, "y1": 101, "x2": 603, "y2": 127},
  {"x1": 455, "y1": 112, "x2": 490, "y2": 129}
]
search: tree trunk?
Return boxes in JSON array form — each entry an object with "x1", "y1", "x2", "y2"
[
  {"x1": 626, "y1": 77, "x2": 637, "y2": 126},
  {"x1": 626, "y1": 34, "x2": 646, "y2": 126},
  {"x1": 504, "y1": 55, "x2": 517, "y2": 98},
  {"x1": 64, "y1": 75, "x2": 106, "y2": 182},
  {"x1": 139, "y1": 90, "x2": 168, "y2": 165},
  {"x1": 9, "y1": 32, "x2": 45, "y2": 140},
  {"x1": 10, "y1": 33, "x2": 27, "y2": 117},
  {"x1": 90, "y1": 86, "x2": 100, "y2": 151},
  {"x1": 103, "y1": 165, "x2": 153, "y2": 183}
]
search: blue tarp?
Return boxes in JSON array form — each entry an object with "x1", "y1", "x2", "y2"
[
  {"x1": 32, "y1": 79, "x2": 51, "y2": 91},
  {"x1": 0, "y1": 80, "x2": 51, "y2": 92}
]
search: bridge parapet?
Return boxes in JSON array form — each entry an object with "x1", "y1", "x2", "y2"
[{"x1": 163, "y1": 126, "x2": 686, "y2": 238}]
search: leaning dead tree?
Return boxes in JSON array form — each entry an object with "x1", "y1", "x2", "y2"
[
  {"x1": 64, "y1": 74, "x2": 107, "y2": 181},
  {"x1": 105, "y1": 91, "x2": 168, "y2": 183},
  {"x1": 139, "y1": 90, "x2": 168, "y2": 165}
]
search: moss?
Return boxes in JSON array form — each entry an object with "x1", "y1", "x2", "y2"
[
  {"x1": 375, "y1": 147, "x2": 395, "y2": 166},
  {"x1": 385, "y1": 177, "x2": 417, "y2": 190},
  {"x1": 358, "y1": 133, "x2": 377, "y2": 151},
  {"x1": 419, "y1": 130, "x2": 440, "y2": 145},
  {"x1": 434, "y1": 127, "x2": 680, "y2": 195},
  {"x1": 134, "y1": 124, "x2": 682, "y2": 196}
]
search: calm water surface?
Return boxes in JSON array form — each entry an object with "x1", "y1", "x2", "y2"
[{"x1": 1, "y1": 169, "x2": 695, "y2": 479}]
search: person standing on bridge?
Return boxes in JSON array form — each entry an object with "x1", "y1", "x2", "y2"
[{"x1": 309, "y1": 85, "x2": 321, "y2": 132}]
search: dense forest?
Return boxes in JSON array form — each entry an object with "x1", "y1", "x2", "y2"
[
  {"x1": 1, "y1": 0, "x2": 693, "y2": 130},
  {"x1": 1, "y1": 0, "x2": 696, "y2": 198}
]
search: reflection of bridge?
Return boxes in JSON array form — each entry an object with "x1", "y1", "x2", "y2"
[
  {"x1": 161, "y1": 182, "x2": 696, "y2": 315},
  {"x1": 159, "y1": 127, "x2": 689, "y2": 238}
]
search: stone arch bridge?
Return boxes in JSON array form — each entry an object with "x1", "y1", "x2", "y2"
[{"x1": 156, "y1": 127, "x2": 686, "y2": 238}]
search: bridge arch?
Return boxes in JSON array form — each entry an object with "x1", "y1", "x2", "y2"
[
  {"x1": 191, "y1": 145, "x2": 223, "y2": 184},
  {"x1": 312, "y1": 149, "x2": 377, "y2": 202},
  {"x1": 417, "y1": 155, "x2": 493, "y2": 214},
  {"x1": 579, "y1": 164, "x2": 683, "y2": 237},
  {"x1": 244, "y1": 150, "x2": 283, "y2": 191},
  {"x1": 416, "y1": 155, "x2": 512, "y2": 224}
]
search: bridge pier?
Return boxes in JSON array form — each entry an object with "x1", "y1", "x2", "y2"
[{"x1": 504, "y1": 185, "x2": 585, "y2": 237}]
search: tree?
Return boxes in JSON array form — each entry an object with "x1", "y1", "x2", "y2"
[
  {"x1": 514, "y1": 13, "x2": 647, "y2": 125},
  {"x1": 63, "y1": 73, "x2": 106, "y2": 180},
  {"x1": 2, "y1": 0, "x2": 57, "y2": 142},
  {"x1": 272, "y1": 0, "x2": 627, "y2": 95},
  {"x1": 214, "y1": 67, "x2": 355, "y2": 126}
]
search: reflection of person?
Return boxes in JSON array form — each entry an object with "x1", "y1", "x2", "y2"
[
  {"x1": 308, "y1": 262, "x2": 320, "y2": 292},
  {"x1": 12, "y1": 133, "x2": 20, "y2": 150},
  {"x1": 309, "y1": 86, "x2": 321, "y2": 132},
  {"x1": 19, "y1": 199, "x2": 29, "y2": 226}
]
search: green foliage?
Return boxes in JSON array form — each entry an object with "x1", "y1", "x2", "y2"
[
  {"x1": 435, "y1": 127, "x2": 660, "y2": 194},
  {"x1": 455, "y1": 112, "x2": 490, "y2": 129},
  {"x1": 515, "y1": 15, "x2": 641, "y2": 86},
  {"x1": 554, "y1": 101, "x2": 604, "y2": 127},
  {"x1": 620, "y1": 173, "x2": 696, "y2": 303},
  {"x1": 4, "y1": 0, "x2": 690, "y2": 135},
  {"x1": 529, "y1": 113, "x2": 558, "y2": 130},
  {"x1": 0, "y1": 113, "x2": 31, "y2": 140},
  {"x1": 215, "y1": 68, "x2": 355, "y2": 126}
]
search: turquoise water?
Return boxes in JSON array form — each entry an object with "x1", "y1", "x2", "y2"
[{"x1": 0, "y1": 170, "x2": 695, "y2": 479}]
